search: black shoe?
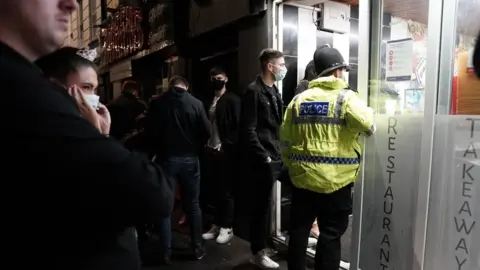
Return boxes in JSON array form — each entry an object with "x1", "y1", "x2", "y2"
[{"x1": 194, "y1": 247, "x2": 206, "y2": 260}]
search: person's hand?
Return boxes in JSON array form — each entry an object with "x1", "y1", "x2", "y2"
[
  {"x1": 97, "y1": 103, "x2": 111, "y2": 135},
  {"x1": 68, "y1": 85, "x2": 101, "y2": 131}
]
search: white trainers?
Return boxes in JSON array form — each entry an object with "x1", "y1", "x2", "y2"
[
  {"x1": 202, "y1": 225, "x2": 219, "y2": 240},
  {"x1": 252, "y1": 249, "x2": 280, "y2": 269},
  {"x1": 216, "y1": 227, "x2": 234, "y2": 244}
]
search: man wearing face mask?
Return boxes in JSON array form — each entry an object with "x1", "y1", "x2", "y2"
[
  {"x1": 280, "y1": 45, "x2": 375, "y2": 270},
  {"x1": 239, "y1": 48, "x2": 286, "y2": 269},
  {"x1": 202, "y1": 67, "x2": 241, "y2": 244}
]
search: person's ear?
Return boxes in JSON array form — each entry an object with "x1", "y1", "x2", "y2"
[
  {"x1": 267, "y1": 63, "x2": 273, "y2": 72},
  {"x1": 225, "y1": 77, "x2": 229, "y2": 83}
]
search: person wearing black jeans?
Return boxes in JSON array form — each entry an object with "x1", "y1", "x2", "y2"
[
  {"x1": 288, "y1": 185, "x2": 352, "y2": 270},
  {"x1": 239, "y1": 49, "x2": 287, "y2": 269},
  {"x1": 202, "y1": 67, "x2": 241, "y2": 244},
  {"x1": 144, "y1": 76, "x2": 211, "y2": 263}
]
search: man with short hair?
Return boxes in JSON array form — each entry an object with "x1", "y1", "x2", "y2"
[
  {"x1": 108, "y1": 80, "x2": 147, "y2": 140},
  {"x1": 239, "y1": 48, "x2": 286, "y2": 269},
  {"x1": 0, "y1": 1, "x2": 173, "y2": 269},
  {"x1": 202, "y1": 67, "x2": 241, "y2": 245},
  {"x1": 145, "y1": 75, "x2": 211, "y2": 263}
]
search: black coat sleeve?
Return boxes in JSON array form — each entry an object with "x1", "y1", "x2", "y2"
[
  {"x1": 196, "y1": 100, "x2": 212, "y2": 147},
  {"x1": 239, "y1": 88, "x2": 269, "y2": 162},
  {"x1": 217, "y1": 93, "x2": 241, "y2": 149},
  {"x1": 294, "y1": 80, "x2": 309, "y2": 96}
]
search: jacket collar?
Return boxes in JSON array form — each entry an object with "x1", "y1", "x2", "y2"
[
  {"x1": 0, "y1": 42, "x2": 43, "y2": 75},
  {"x1": 308, "y1": 75, "x2": 349, "y2": 90},
  {"x1": 256, "y1": 75, "x2": 277, "y2": 90}
]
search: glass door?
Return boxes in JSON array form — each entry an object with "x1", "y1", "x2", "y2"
[
  {"x1": 354, "y1": 0, "x2": 444, "y2": 269},
  {"x1": 423, "y1": 0, "x2": 480, "y2": 269},
  {"x1": 355, "y1": 0, "x2": 480, "y2": 269}
]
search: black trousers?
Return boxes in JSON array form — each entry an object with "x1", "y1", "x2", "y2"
[
  {"x1": 287, "y1": 184, "x2": 352, "y2": 270},
  {"x1": 203, "y1": 148, "x2": 236, "y2": 228},
  {"x1": 248, "y1": 161, "x2": 282, "y2": 255}
]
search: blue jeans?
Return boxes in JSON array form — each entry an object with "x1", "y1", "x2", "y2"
[{"x1": 156, "y1": 156, "x2": 203, "y2": 254}]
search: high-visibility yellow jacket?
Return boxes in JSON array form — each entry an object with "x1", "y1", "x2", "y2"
[{"x1": 280, "y1": 76, "x2": 375, "y2": 194}]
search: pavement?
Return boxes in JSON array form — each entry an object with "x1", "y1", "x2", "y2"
[{"x1": 141, "y1": 232, "x2": 294, "y2": 270}]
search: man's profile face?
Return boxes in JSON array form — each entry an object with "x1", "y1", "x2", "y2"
[
  {"x1": 268, "y1": 57, "x2": 286, "y2": 74},
  {"x1": 1, "y1": 0, "x2": 77, "y2": 58}
]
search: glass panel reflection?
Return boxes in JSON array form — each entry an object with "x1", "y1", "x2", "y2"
[{"x1": 360, "y1": 0, "x2": 431, "y2": 269}]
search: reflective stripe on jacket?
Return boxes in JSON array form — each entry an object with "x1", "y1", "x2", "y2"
[{"x1": 280, "y1": 76, "x2": 375, "y2": 194}]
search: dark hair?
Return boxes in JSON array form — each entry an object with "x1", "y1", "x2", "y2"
[
  {"x1": 35, "y1": 46, "x2": 97, "y2": 85},
  {"x1": 209, "y1": 66, "x2": 227, "y2": 77},
  {"x1": 304, "y1": 60, "x2": 317, "y2": 81},
  {"x1": 122, "y1": 80, "x2": 139, "y2": 94},
  {"x1": 168, "y1": 75, "x2": 189, "y2": 88},
  {"x1": 258, "y1": 48, "x2": 284, "y2": 71}
]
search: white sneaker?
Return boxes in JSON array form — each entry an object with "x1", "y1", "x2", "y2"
[
  {"x1": 216, "y1": 227, "x2": 234, "y2": 244},
  {"x1": 285, "y1": 235, "x2": 317, "y2": 247},
  {"x1": 202, "y1": 225, "x2": 219, "y2": 240},
  {"x1": 252, "y1": 250, "x2": 280, "y2": 269}
]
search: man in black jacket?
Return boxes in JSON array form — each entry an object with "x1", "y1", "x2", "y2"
[
  {"x1": 108, "y1": 81, "x2": 147, "y2": 140},
  {"x1": 144, "y1": 76, "x2": 211, "y2": 262},
  {"x1": 0, "y1": 1, "x2": 173, "y2": 270},
  {"x1": 202, "y1": 67, "x2": 241, "y2": 245},
  {"x1": 239, "y1": 48, "x2": 286, "y2": 269}
]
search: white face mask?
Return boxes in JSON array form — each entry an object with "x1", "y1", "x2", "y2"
[
  {"x1": 274, "y1": 66, "x2": 288, "y2": 81},
  {"x1": 84, "y1": 94, "x2": 100, "y2": 109}
]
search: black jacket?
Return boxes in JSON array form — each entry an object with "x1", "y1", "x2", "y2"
[
  {"x1": 239, "y1": 76, "x2": 283, "y2": 163},
  {"x1": 294, "y1": 79, "x2": 310, "y2": 96},
  {"x1": 0, "y1": 42, "x2": 173, "y2": 270},
  {"x1": 107, "y1": 93, "x2": 146, "y2": 140},
  {"x1": 215, "y1": 91, "x2": 241, "y2": 153},
  {"x1": 145, "y1": 87, "x2": 211, "y2": 159}
]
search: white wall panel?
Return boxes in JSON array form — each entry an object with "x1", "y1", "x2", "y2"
[
  {"x1": 333, "y1": 33, "x2": 350, "y2": 83},
  {"x1": 296, "y1": 7, "x2": 317, "y2": 83}
]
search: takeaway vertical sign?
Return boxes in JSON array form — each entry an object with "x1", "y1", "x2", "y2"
[{"x1": 450, "y1": 118, "x2": 479, "y2": 270}]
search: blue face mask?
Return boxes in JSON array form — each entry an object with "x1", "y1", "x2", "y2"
[{"x1": 273, "y1": 66, "x2": 287, "y2": 81}]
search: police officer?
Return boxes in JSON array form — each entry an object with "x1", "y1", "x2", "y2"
[{"x1": 280, "y1": 45, "x2": 375, "y2": 270}]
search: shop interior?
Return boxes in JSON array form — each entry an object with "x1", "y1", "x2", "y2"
[{"x1": 273, "y1": 0, "x2": 479, "y2": 268}]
